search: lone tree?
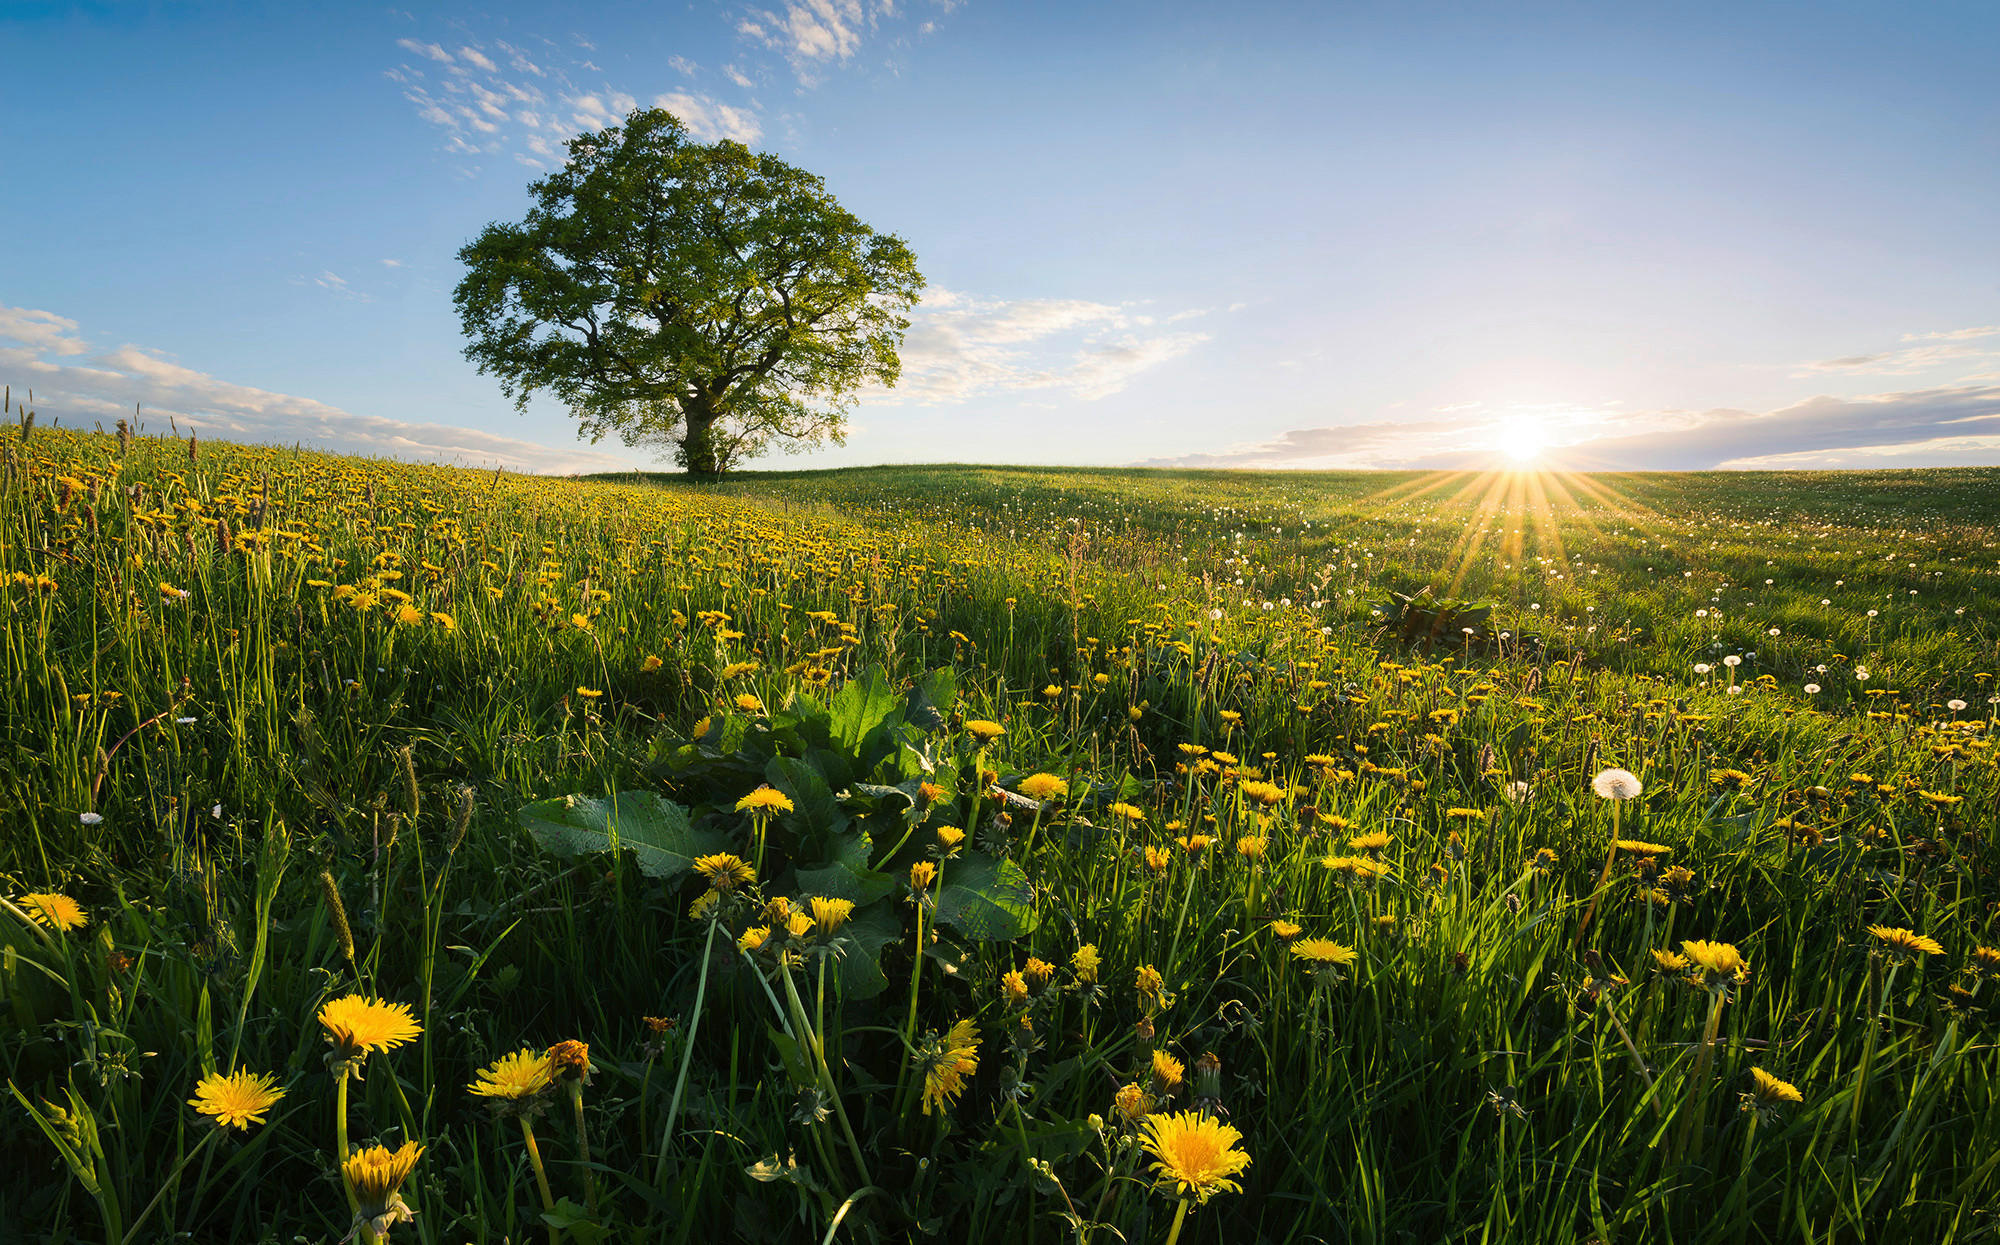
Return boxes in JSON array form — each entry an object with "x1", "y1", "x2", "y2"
[{"x1": 455, "y1": 108, "x2": 923, "y2": 474}]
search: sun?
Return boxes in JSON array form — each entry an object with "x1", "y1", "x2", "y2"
[{"x1": 1500, "y1": 415, "x2": 1546, "y2": 465}]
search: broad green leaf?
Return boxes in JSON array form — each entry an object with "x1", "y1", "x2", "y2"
[
  {"x1": 519, "y1": 791, "x2": 721, "y2": 879},
  {"x1": 934, "y1": 852, "x2": 1037, "y2": 940},
  {"x1": 796, "y1": 860, "x2": 895, "y2": 908},
  {"x1": 830, "y1": 666, "x2": 900, "y2": 752}
]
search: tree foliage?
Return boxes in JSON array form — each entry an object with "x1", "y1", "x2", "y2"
[{"x1": 454, "y1": 108, "x2": 923, "y2": 474}]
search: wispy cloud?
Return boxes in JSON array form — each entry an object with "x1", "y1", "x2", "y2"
[
  {"x1": 875, "y1": 290, "x2": 1215, "y2": 405},
  {"x1": 1798, "y1": 325, "x2": 2000, "y2": 376},
  {"x1": 0, "y1": 303, "x2": 633, "y2": 474},
  {"x1": 391, "y1": 34, "x2": 760, "y2": 167}
]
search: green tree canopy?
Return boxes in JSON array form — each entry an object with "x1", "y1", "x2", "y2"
[{"x1": 455, "y1": 108, "x2": 923, "y2": 474}]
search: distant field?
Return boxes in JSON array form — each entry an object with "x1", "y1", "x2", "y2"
[{"x1": 4, "y1": 428, "x2": 1998, "y2": 1242}]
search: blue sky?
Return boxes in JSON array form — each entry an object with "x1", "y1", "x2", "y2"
[{"x1": 3, "y1": 1, "x2": 1997, "y2": 472}]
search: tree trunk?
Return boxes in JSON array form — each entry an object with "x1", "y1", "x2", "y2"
[{"x1": 680, "y1": 394, "x2": 723, "y2": 477}]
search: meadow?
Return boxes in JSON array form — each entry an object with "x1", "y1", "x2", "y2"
[{"x1": 3, "y1": 420, "x2": 1998, "y2": 1244}]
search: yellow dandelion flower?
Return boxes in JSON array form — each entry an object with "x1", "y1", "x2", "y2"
[
  {"x1": 1018, "y1": 773, "x2": 1069, "y2": 801},
  {"x1": 1001, "y1": 969, "x2": 1030, "y2": 1005},
  {"x1": 936, "y1": 825, "x2": 966, "y2": 852},
  {"x1": 735, "y1": 693, "x2": 765, "y2": 713},
  {"x1": 188, "y1": 1068, "x2": 285, "y2": 1131},
  {"x1": 1138, "y1": 1110, "x2": 1252, "y2": 1204},
  {"x1": 343, "y1": 1141, "x2": 423, "y2": 1236},
  {"x1": 642, "y1": 654, "x2": 664, "y2": 672},
  {"x1": 735, "y1": 785, "x2": 794, "y2": 814},
  {"x1": 319, "y1": 994, "x2": 422, "y2": 1061},
  {"x1": 1868, "y1": 925, "x2": 1944, "y2": 958},
  {"x1": 1237, "y1": 779, "x2": 1287, "y2": 807},
  {"x1": 1651, "y1": 948, "x2": 1690, "y2": 972},
  {"x1": 1144, "y1": 845, "x2": 1174, "y2": 873},
  {"x1": 693, "y1": 853, "x2": 755, "y2": 892},
  {"x1": 1746, "y1": 1066, "x2": 1802, "y2": 1109},
  {"x1": 1108, "y1": 801, "x2": 1147, "y2": 823},
  {"x1": 1235, "y1": 835, "x2": 1269, "y2": 859},
  {"x1": 1615, "y1": 840, "x2": 1673, "y2": 856},
  {"x1": 1290, "y1": 938, "x2": 1357, "y2": 968},
  {"x1": 468, "y1": 1048, "x2": 554, "y2": 1101},
  {"x1": 785, "y1": 911, "x2": 815, "y2": 939},
  {"x1": 14, "y1": 892, "x2": 87, "y2": 932},
  {"x1": 1680, "y1": 939, "x2": 1749, "y2": 985},
  {"x1": 909, "y1": 860, "x2": 937, "y2": 891},
  {"x1": 809, "y1": 896, "x2": 855, "y2": 934},
  {"x1": 1346, "y1": 830, "x2": 1392, "y2": 853},
  {"x1": 575, "y1": 686, "x2": 603, "y2": 699},
  {"x1": 737, "y1": 925, "x2": 771, "y2": 953},
  {"x1": 965, "y1": 719, "x2": 1006, "y2": 742},
  {"x1": 1024, "y1": 957, "x2": 1055, "y2": 985},
  {"x1": 1270, "y1": 919, "x2": 1302, "y2": 939},
  {"x1": 1151, "y1": 1049, "x2": 1185, "y2": 1089}
]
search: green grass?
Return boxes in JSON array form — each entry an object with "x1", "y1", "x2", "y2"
[{"x1": 3, "y1": 426, "x2": 1998, "y2": 1243}]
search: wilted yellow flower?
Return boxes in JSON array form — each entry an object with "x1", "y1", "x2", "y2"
[
  {"x1": 1001, "y1": 969, "x2": 1030, "y2": 1005},
  {"x1": 189, "y1": 1068, "x2": 285, "y2": 1131},
  {"x1": 1138, "y1": 1110, "x2": 1251, "y2": 1204},
  {"x1": 920, "y1": 1019, "x2": 980, "y2": 1115},
  {"x1": 1072, "y1": 943, "x2": 1101, "y2": 983},
  {"x1": 1114, "y1": 1082, "x2": 1149, "y2": 1122},
  {"x1": 1024, "y1": 957, "x2": 1055, "y2": 985},
  {"x1": 546, "y1": 1040, "x2": 590, "y2": 1081},
  {"x1": 1136, "y1": 963, "x2": 1167, "y2": 1011}
]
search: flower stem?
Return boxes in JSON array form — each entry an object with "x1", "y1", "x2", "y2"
[
  {"x1": 521, "y1": 1116, "x2": 560, "y2": 1245},
  {"x1": 1163, "y1": 1197, "x2": 1192, "y2": 1245}
]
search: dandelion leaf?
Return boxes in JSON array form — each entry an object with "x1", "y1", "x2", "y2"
[
  {"x1": 518, "y1": 791, "x2": 720, "y2": 880},
  {"x1": 934, "y1": 852, "x2": 1037, "y2": 940}
]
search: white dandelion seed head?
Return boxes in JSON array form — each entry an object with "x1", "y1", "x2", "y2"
[
  {"x1": 79, "y1": 812, "x2": 104, "y2": 825},
  {"x1": 1804, "y1": 683, "x2": 1821, "y2": 694},
  {"x1": 1948, "y1": 699, "x2": 1967, "y2": 712},
  {"x1": 1592, "y1": 769, "x2": 1643, "y2": 801}
]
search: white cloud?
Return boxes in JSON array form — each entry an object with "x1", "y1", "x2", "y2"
[
  {"x1": 651, "y1": 92, "x2": 763, "y2": 144},
  {"x1": 458, "y1": 45, "x2": 497, "y2": 72},
  {"x1": 873, "y1": 289, "x2": 1211, "y2": 405},
  {"x1": 669, "y1": 55, "x2": 698, "y2": 76},
  {"x1": 396, "y1": 38, "x2": 453, "y2": 63},
  {"x1": 0, "y1": 303, "x2": 634, "y2": 474},
  {"x1": 0, "y1": 306, "x2": 87, "y2": 357}
]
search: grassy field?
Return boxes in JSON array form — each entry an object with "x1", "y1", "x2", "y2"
[{"x1": 3, "y1": 424, "x2": 1998, "y2": 1243}]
